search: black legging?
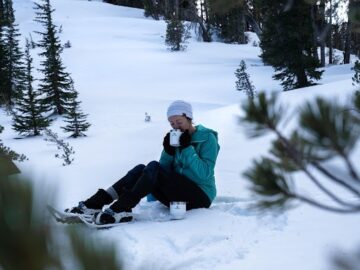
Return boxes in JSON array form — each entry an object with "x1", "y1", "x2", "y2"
[{"x1": 110, "y1": 161, "x2": 211, "y2": 212}]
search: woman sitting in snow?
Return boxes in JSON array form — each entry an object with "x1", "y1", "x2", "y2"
[{"x1": 67, "y1": 100, "x2": 220, "y2": 224}]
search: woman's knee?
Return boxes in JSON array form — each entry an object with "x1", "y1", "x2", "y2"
[
  {"x1": 135, "y1": 164, "x2": 146, "y2": 170},
  {"x1": 147, "y1": 160, "x2": 159, "y2": 167},
  {"x1": 128, "y1": 164, "x2": 146, "y2": 175},
  {"x1": 141, "y1": 161, "x2": 160, "y2": 180},
  {"x1": 144, "y1": 161, "x2": 160, "y2": 171}
]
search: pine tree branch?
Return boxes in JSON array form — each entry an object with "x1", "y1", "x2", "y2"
[
  {"x1": 302, "y1": 166, "x2": 360, "y2": 208},
  {"x1": 273, "y1": 129, "x2": 359, "y2": 208},
  {"x1": 44, "y1": 129, "x2": 74, "y2": 166},
  {"x1": 242, "y1": 92, "x2": 360, "y2": 213},
  {"x1": 286, "y1": 191, "x2": 360, "y2": 213},
  {"x1": 0, "y1": 142, "x2": 28, "y2": 162},
  {"x1": 244, "y1": 74, "x2": 255, "y2": 99},
  {"x1": 312, "y1": 161, "x2": 360, "y2": 197},
  {"x1": 342, "y1": 108, "x2": 360, "y2": 114},
  {"x1": 341, "y1": 153, "x2": 360, "y2": 182}
]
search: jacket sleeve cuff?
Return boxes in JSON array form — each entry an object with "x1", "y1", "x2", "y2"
[{"x1": 160, "y1": 150, "x2": 175, "y2": 162}]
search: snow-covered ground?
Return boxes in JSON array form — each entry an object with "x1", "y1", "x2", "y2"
[{"x1": 2, "y1": 0, "x2": 360, "y2": 269}]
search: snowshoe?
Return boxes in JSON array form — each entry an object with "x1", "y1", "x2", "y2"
[{"x1": 94, "y1": 208, "x2": 133, "y2": 225}]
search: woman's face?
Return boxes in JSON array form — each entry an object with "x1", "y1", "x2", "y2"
[{"x1": 169, "y1": 115, "x2": 190, "y2": 132}]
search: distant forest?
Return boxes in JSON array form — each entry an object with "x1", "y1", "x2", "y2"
[{"x1": 105, "y1": 0, "x2": 360, "y2": 62}]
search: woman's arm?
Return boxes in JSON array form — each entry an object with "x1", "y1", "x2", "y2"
[
  {"x1": 159, "y1": 150, "x2": 174, "y2": 172},
  {"x1": 180, "y1": 133, "x2": 219, "y2": 185}
]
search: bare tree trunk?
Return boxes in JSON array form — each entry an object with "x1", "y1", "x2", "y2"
[
  {"x1": 344, "y1": 0, "x2": 354, "y2": 64},
  {"x1": 174, "y1": 0, "x2": 179, "y2": 18},
  {"x1": 147, "y1": 0, "x2": 159, "y2": 20},
  {"x1": 310, "y1": 4, "x2": 319, "y2": 61},
  {"x1": 244, "y1": 9, "x2": 262, "y2": 38},
  {"x1": 164, "y1": 0, "x2": 169, "y2": 18},
  {"x1": 296, "y1": 68, "x2": 309, "y2": 88},
  {"x1": 329, "y1": 0, "x2": 333, "y2": 64},
  {"x1": 239, "y1": 10, "x2": 246, "y2": 44},
  {"x1": 344, "y1": 20, "x2": 352, "y2": 64},
  {"x1": 319, "y1": 0, "x2": 326, "y2": 67},
  {"x1": 188, "y1": 0, "x2": 212, "y2": 42},
  {"x1": 203, "y1": 0, "x2": 210, "y2": 30}
]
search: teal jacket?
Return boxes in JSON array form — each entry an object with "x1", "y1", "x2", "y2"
[{"x1": 159, "y1": 125, "x2": 220, "y2": 202}]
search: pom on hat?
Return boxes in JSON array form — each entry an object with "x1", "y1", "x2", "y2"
[{"x1": 167, "y1": 100, "x2": 193, "y2": 119}]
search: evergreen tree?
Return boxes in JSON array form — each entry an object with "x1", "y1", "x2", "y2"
[
  {"x1": 165, "y1": 14, "x2": 189, "y2": 51},
  {"x1": 2, "y1": 0, "x2": 12, "y2": 26},
  {"x1": 28, "y1": 33, "x2": 36, "y2": 49},
  {"x1": 209, "y1": 4, "x2": 246, "y2": 44},
  {"x1": 12, "y1": 40, "x2": 50, "y2": 136},
  {"x1": 143, "y1": 0, "x2": 161, "y2": 20},
  {"x1": 61, "y1": 79, "x2": 91, "y2": 138},
  {"x1": 235, "y1": 60, "x2": 255, "y2": 99},
  {"x1": 2, "y1": 0, "x2": 25, "y2": 106},
  {"x1": 0, "y1": 0, "x2": 7, "y2": 105},
  {"x1": 352, "y1": 60, "x2": 360, "y2": 87},
  {"x1": 203, "y1": 0, "x2": 264, "y2": 41},
  {"x1": 34, "y1": 0, "x2": 72, "y2": 115},
  {"x1": 0, "y1": 125, "x2": 27, "y2": 163},
  {"x1": 0, "y1": 0, "x2": 4, "y2": 24},
  {"x1": 260, "y1": 0, "x2": 323, "y2": 90},
  {"x1": 105, "y1": 0, "x2": 143, "y2": 9},
  {"x1": 187, "y1": 0, "x2": 212, "y2": 42}
]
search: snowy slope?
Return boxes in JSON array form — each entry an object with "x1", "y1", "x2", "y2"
[{"x1": 1, "y1": 0, "x2": 360, "y2": 269}]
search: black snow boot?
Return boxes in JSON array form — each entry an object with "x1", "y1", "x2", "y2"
[
  {"x1": 94, "y1": 208, "x2": 133, "y2": 225},
  {"x1": 66, "y1": 189, "x2": 113, "y2": 215}
]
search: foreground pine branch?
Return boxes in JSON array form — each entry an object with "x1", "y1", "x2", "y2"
[
  {"x1": 240, "y1": 91, "x2": 360, "y2": 213},
  {"x1": 0, "y1": 174, "x2": 123, "y2": 269}
]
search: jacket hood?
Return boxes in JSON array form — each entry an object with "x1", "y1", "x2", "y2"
[{"x1": 191, "y1": 125, "x2": 218, "y2": 143}]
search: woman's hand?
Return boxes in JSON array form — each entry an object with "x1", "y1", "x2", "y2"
[
  {"x1": 163, "y1": 132, "x2": 176, "y2": 156},
  {"x1": 179, "y1": 130, "x2": 191, "y2": 149}
]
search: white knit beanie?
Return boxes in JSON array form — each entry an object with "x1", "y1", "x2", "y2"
[{"x1": 167, "y1": 100, "x2": 193, "y2": 119}]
